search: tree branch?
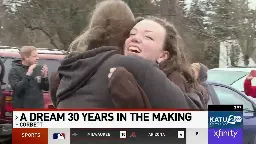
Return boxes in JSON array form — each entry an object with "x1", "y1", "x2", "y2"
[
  {"x1": 25, "y1": 25, "x2": 59, "y2": 49},
  {"x1": 21, "y1": 17, "x2": 59, "y2": 49}
]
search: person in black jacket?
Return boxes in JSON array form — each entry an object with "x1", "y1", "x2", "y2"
[
  {"x1": 57, "y1": 47, "x2": 193, "y2": 108},
  {"x1": 8, "y1": 46, "x2": 49, "y2": 108},
  {"x1": 49, "y1": 52, "x2": 80, "y2": 108}
]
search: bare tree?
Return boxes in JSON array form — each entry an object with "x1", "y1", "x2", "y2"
[{"x1": 5, "y1": 0, "x2": 95, "y2": 50}]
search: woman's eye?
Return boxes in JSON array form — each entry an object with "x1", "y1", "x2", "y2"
[
  {"x1": 129, "y1": 31, "x2": 136, "y2": 36},
  {"x1": 145, "y1": 36, "x2": 153, "y2": 40}
]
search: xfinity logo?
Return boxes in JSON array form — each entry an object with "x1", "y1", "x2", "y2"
[
  {"x1": 214, "y1": 129, "x2": 238, "y2": 138},
  {"x1": 209, "y1": 115, "x2": 242, "y2": 126}
]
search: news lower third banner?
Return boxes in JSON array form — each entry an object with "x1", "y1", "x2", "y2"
[
  {"x1": 208, "y1": 105, "x2": 243, "y2": 144},
  {"x1": 12, "y1": 110, "x2": 208, "y2": 128}
]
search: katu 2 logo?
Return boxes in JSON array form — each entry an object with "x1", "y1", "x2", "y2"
[{"x1": 209, "y1": 115, "x2": 242, "y2": 126}]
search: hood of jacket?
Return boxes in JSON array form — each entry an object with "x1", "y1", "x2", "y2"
[
  {"x1": 57, "y1": 46, "x2": 120, "y2": 102},
  {"x1": 12, "y1": 59, "x2": 23, "y2": 67},
  {"x1": 198, "y1": 63, "x2": 208, "y2": 83}
]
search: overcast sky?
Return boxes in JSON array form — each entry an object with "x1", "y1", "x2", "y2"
[
  {"x1": 185, "y1": 0, "x2": 256, "y2": 9},
  {"x1": 248, "y1": 0, "x2": 256, "y2": 9}
]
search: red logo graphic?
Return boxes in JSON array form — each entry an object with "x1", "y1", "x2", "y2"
[{"x1": 130, "y1": 132, "x2": 136, "y2": 137}]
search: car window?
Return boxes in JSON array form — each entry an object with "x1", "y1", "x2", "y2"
[
  {"x1": 37, "y1": 59, "x2": 61, "y2": 75},
  {"x1": 213, "y1": 85, "x2": 254, "y2": 111},
  {"x1": 232, "y1": 74, "x2": 256, "y2": 92},
  {"x1": 208, "y1": 70, "x2": 247, "y2": 85},
  {"x1": 231, "y1": 75, "x2": 247, "y2": 92},
  {"x1": 2, "y1": 57, "x2": 15, "y2": 89}
]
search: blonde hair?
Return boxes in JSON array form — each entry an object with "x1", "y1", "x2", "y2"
[
  {"x1": 19, "y1": 46, "x2": 36, "y2": 59},
  {"x1": 69, "y1": 0, "x2": 135, "y2": 52},
  {"x1": 191, "y1": 63, "x2": 201, "y2": 73}
]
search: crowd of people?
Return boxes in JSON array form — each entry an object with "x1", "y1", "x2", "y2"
[{"x1": 2, "y1": 0, "x2": 256, "y2": 110}]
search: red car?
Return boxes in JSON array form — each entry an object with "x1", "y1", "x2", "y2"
[{"x1": 0, "y1": 48, "x2": 65, "y2": 123}]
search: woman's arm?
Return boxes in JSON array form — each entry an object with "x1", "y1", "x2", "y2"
[
  {"x1": 111, "y1": 55, "x2": 192, "y2": 108},
  {"x1": 109, "y1": 67, "x2": 151, "y2": 108},
  {"x1": 49, "y1": 72, "x2": 60, "y2": 107}
]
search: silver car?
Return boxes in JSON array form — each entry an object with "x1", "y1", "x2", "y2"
[{"x1": 208, "y1": 67, "x2": 256, "y2": 102}]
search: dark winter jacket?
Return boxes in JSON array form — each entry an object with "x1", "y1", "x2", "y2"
[
  {"x1": 8, "y1": 60, "x2": 49, "y2": 108},
  {"x1": 49, "y1": 72, "x2": 60, "y2": 108},
  {"x1": 56, "y1": 46, "x2": 193, "y2": 108},
  {"x1": 109, "y1": 67, "x2": 152, "y2": 108},
  {"x1": 110, "y1": 67, "x2": 205, "y2": 109}
]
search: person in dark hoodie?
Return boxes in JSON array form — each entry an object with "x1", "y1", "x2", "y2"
[
  {"x1": 56, "y1": 0, "x2": 196, "y2": 109},
  {"x1": 8, "y1": 46, "x2": 49, "y2": 108},
  {"x1": 49, "y1": 52, "x2": 80, "y2": 108}
]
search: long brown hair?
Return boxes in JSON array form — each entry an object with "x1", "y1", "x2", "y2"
[
  {"x1": 134, "y1": 16, "x2": 209, "y2": 106},
  {"x1": 69, "y1": 0, "x2": 135, "y2": 52},
  {"x1": 135, "y1": 16, "x2": 194, "y2": 85}
]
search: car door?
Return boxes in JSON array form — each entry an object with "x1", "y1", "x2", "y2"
[
  {"x1": 1, "y1": 57, "x2": 16, "y2": 90},
  {"x1": 211, "y1": 84, "x2": 256, "y2": 144},
  {"x1": 211, "y1": 85, "x2": 254, "y2": 109}
]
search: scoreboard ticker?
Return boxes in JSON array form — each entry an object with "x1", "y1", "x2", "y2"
[{"x1": 70, "y1": 128, "x2": 187, "y2": 144}]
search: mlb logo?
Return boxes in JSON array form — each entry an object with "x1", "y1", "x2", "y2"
[
  {"x1": 120, "y1": 131, "x2": 126, "y2": 138},
  {"x1": 53, "y1": 133, "x2": 65, "y2": 140}
]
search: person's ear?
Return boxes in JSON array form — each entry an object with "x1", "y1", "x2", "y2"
[
  {"x1": 23, "y1": 56, "x2": 28, "y2": 60},
  {"x1": 157, "y1": 51, "x2": 169, "y2": 64}
]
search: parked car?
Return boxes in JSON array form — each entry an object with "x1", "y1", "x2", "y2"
[
  {"x1": 208, "y1": 68, "x2": 255, "y2": 92},
  {"x1": 0, "y1": 48, "x2": 66, "y2": 123},
  {"x1": 207, "y1": 68, "x2": 256, "y2": 102},
  {"x1": 207, "y1": 81, "x2": 256, "y2": 144}
]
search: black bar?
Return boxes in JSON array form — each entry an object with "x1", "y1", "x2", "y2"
[
  {"x1": 71, "y1": 128, "x2": 120, "y2": 139},
  {"x1": 208, "y1": 105, "x2": 243, "y2": 111},
  {"x1": 70, "y1": 128, "x2": 186, "y2": 144}
]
